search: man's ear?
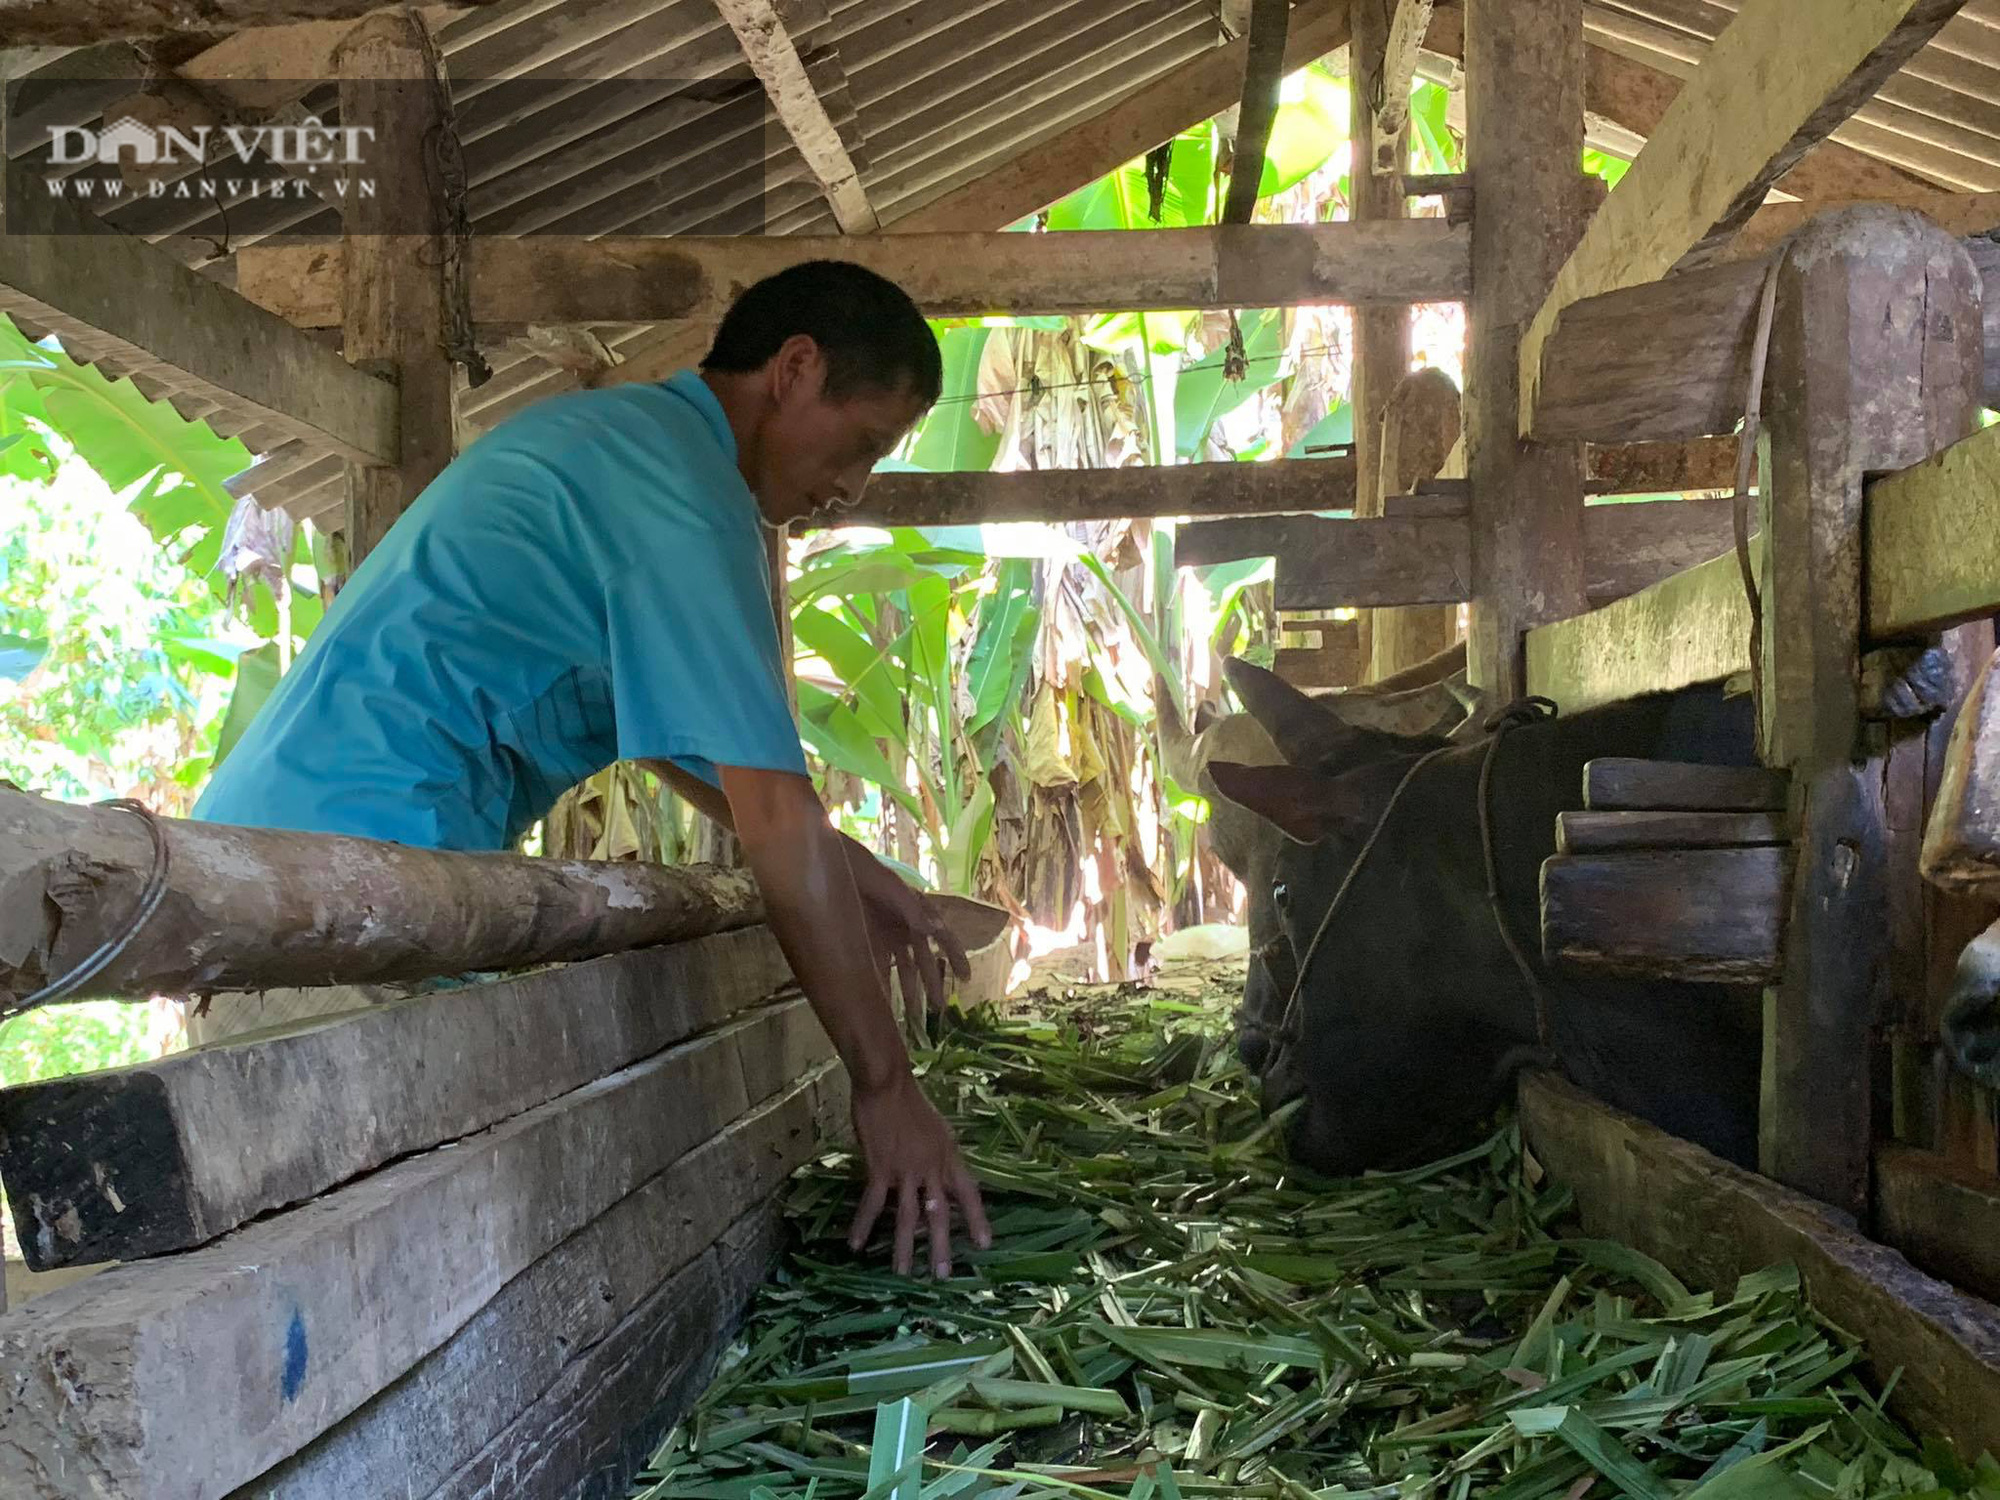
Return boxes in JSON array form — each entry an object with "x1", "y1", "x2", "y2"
[{"x1": 1205, "y1": 761, "x2": 1378, "y2": 845}]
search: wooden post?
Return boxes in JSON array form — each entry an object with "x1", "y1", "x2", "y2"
[
  {"x1": 1370, "y1": 368, "x2": 1464, "y2": 680},
  {"x1": 1463, "y1": 0, "x2": 1590, "y2": 695},
  {"x1": 1758, "y1": 207, "x2": 1985, "y2": 1215},
  {"x1": 1350, "y1": 0, "x2": 1414, "y2": 682},
  {"x1": 338, "y1": 10, "x2": 456, "y2": 564}
]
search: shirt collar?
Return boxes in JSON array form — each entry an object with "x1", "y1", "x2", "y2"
[{"x1": 663, "y1": 369, "x2": 738, "y2": 462}]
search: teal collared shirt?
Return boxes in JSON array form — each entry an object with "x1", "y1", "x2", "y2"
[{"x1": 194, "y1": 372, "x2": 807, "y2": 850}]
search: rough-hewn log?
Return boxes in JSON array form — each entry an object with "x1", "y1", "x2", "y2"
[
  {"x1": 0, "y1": 178, "x2": 395, "y2": 464},
  {"x1": 1554, "y1": 810, "x2": 1788, "y2": 854},
  {"x1": 1875, "y1": 1144, "x2": 2000, "y2": 1307},
  {"x1": 239, "y1": 1068, "x2": 843, "y2": 1500},
  {"x1": 1372, "y1": 0, "x2": 1437, "y2": 175},
  {"x1": 1221, "y1": 0, "x2": 1289, "y2": 226},
  {"x1": 1517, "y1": 0, "x2": 1971, "y2": 434},
  {"x1": 1519, "y1": 1071, "x2": 2000, "y2": 1466},
  {"x1": 716, "y1": 0, "x2": 874, "y2": 232},
  {"x1": 237, "y1": 222, "x2": 1475, "y2": 332},
  {"x1": 1540, "y1": 847, "x2": 1788, "y2": 983},
  {"x1": 1582, "y1": 759, "x2": 1790, "y2": 813},
  {"x1": 1759, "y1": 208, "x2": 1984, "y2": 1214},
  {"x1": 1868, "y1": 425, "x2": 2000, "y2": 641},
  {"x1": 1464, "y1": 0, "x2": 1588, "y2": 695},
  {"x1": 1921, "y1": 645, "x2": 2000, "y2": 895},
  {"x1": 338, "y1": 9, "x2": 455, "y2": 563},
  {"x1": 0, "y1": 789, "x2": 763, "y2": 1007},
  {"x1": 848, "y1": 457, "x2": 1355, "y2": 529},
  {"x1": 0, "y1": 0, "x2": 497, "y2": 44},
  {"x1": 1368, "y1": 368, "x2": 1461, "y2": 680},
  {"x1": 1524, "y1": 544, "x2": 1754, "y2": 716},
  {"x1": 0, "y1": 1001, "x2": 829, "y2": 1500},
  {"x1": 0, "y1": 927, "x2": 793, "y2": 1270}
]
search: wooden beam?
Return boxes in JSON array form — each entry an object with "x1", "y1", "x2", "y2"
[
  {"x1": 1529, "y1": 231, "x2": 2000, "y2": 447},
  {"x1": 1758, "y1": 208, "x2": 1984, "y2": 1214},
  {"x1": 250, "y1": 1071, "x2": 840, "y2": 1500},
  {"x1": 1200, "y1": 496, "x2": 1738, "y2": 612},
  {"x1": 1523, "y1": 544, "x2": 1753, "y2": 716},
  {"x1": 1517, "y1": 0, "x2": 1969, "y2": 437},
  {"x1": 0, "y1": 1000, "x2": 829, "y2": 1500},
  {"x1": 1583, "y1": 758, "x2": 1787, "y2": 812},
  {"x1": 238, "y1": 221, "x2": 1475, "y2": 332},
  {"x1": 1274, "y1": 619, "x2": 1362, "y2": 690},
  {"x1": 1465, "y1": 0, "x2": 1588, "y2": 695},
  {"x1": 1519, "y1": 1070, "x2": 2000, "y2": 1466},
  {"x1": 1368, "y1": 368, "x2": 1462, "y2": 681},
  {"x1": 1876, "y1": 1144, "x2": 2000, "y2": 1306},
  {"x1": 0, "y1": 928, "x2": 792, "y2": 1269},
  {"x1": 1588, "y1": 438, "x2": 1734, "y2": 494},
  {"x1": 844, "y1": 456, "x2": 1354, "y2": 528},
  {"x1": 891, "y1": 0, "x2": 1352, "y2": 235},
  {"x1": 1540, "y1": 847, "x2": 1789, "y2": 984},
  {"x1": 0, "y1": 183, "x2": 394, "y2": 464},
  {"x1": 1734, "y1": 188, "x2": 2000, "y2": 265},
  {"x1": 0, "y1": 0, "x2": 496, "y2": 44},
  {"x1": 338, "y1": 10, "x2": 453, "y2": 561},
  {"x1": 1868, "y1": 423, "x2": 2000, "y2": 641},
  {"x1": 715, "y1": 0, "x2": 875, "y2": 233},
  {"x1": 1221, "y1": 0, "x2": 1289, "y2": 226},
  {"x1": 1555, "y1": 810, "x2": 1789, "y2": 853},
  {"x1": 1371, "y1": 0, "x2": 1437, "y2": 176},
  {"x1": 0, "y1": 788, "x2": 763, "y2": 1006}
]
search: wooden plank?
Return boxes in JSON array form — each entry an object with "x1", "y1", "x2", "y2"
[
  {"x1": 891, "y1": 0, "x2": 1350, "y2": 235},
  {"x1": 338, "y1": 10, "x2": 454, "y2": 562},
  {"x1": 715, "y1": 0, "x2": 875, "y2": 232},
  {"x1": 1555, "y1": 810, "x2": 1788, "y2": 854},
  {"x1": 849, "y1": 456, "x2": 1355, "y2": 529},
  {"x1": 0, "y1": 788, "x2": 764, "y2": 1006},
  {"x1": 1529, "y1": 236, "x2": 2000, "y2": 446},
  {"x1": 1464, "y1": 0, "x2": 1588, "y2": 695},
  {"x1": 237, "y1": 1067, "x2": 843, "y2": 1500},
  {"x1": 1519, "y1": 1070, "x2": 2000, "y2": 1466},
  {"x1": 0, "y1": 927, "x2": 793, "y2": 1270},
  {"x1": 237, "y1": 221, "x2": 1475, "y2": 332},
  {"x1": 1369, "y1": 368, "x2": 1462, "y2": 680},
  {"x1": 1759, "y1": 209, "x2": 1985, "y2": 1215},
  {"x1": 1875, "y1": 1144, "x2": 2000, "y2": 1306},
  {"x1": 1868, "y1": 423, "x2": 2000, "y2": 640},
  {"x1": 1221, "y1": 0, "x2": 1289, "y2": 226},
  {"x1": 0, "y1": 1000, "x2": 831, "y2": 1500},
  {"x1": 0, "y1": 0, "x2": 497, "y2": 44},
  {"x1": 1583, "y1": 759, "x2": 1790, "y2": 813},
  {"x1": 1274, "y1": 620, "x2": 1362, "y2": 690},
  {"x1": 0, "y1": 178, "x2": 394, "y2": 465},
  {"x1": 1517, "y1": 0, "x2": 1970, "y2": 435},
  {"x1": 1540, "y1": 847, "x2": 1788, "y2": 983},
  {"x1": 1734, "y1": 188, "x2": 2000, "y2": 265},
  {"x1": 1588, "y1": 438, "x2": 1735, "y2": 495},
  {"x1": 1584, "y1": 495, "x2": 1736, "y2": 601},
  {"x1": 1921, "y1": 642, "x2": 2000, "y2": 894},
  {"x1": 1524, "y1": 545, "x2": 1753, "y2": 716}
]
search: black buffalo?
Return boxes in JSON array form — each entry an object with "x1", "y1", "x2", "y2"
[{"x1": 1207, "y1": 660, "x2": 1764, "y2": 1177}]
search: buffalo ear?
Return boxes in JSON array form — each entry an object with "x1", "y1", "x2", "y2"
[
  {"x1": 1206, "y1": 760, "x2": 1376, "y2": 845},
  {"x1": 1192, "y1": 702, "x2": 1219, "y2": 736},
  {"x1": 1224, "y1": 656, "x2": 1376, "y2": 768}
]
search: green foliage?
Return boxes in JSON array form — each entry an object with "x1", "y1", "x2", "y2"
[
  {"x1": 1584, "y1": 148, "x2": 1632, "y2": 188},
  {"x1": 1409, "y1": 80, "x2": 1463, "y2": 174},
  {"x1": 0, "y1": 1002, "x2": 157, "y2": 1087}
]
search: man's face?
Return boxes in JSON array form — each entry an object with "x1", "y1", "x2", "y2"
[{"x1": 753, "y1": 336, "x2": 929, "y2": 525}]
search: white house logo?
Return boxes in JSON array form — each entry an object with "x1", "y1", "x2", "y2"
[{"x1": 44, "y1": 115, "x2": 377, "y2": 203}]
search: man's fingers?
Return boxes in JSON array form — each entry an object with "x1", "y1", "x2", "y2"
[
  {"x1": 893, "y1": 1176, "x2": 920, "y2": 1277},
  {"x1": 919, "y1": 936, "x2": 947, "y2": 1016},
  {"x1": 849, "y1": 1171, "x2": 890, "y2": 1253},
  {"x1": 950, "y1": 1158, "x2": 994, "y2": 1250},
  {"x1": 929, "y1": 908, "x2": 972, "y2": 981}
]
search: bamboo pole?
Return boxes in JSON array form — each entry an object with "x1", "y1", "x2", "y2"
[{"x1": 0, "y1": 790, "x2": 764, "y2": 1008}]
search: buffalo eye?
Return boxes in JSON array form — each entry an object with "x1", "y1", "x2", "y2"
[{"x1": 1272, "y1": 881, "x2": 1290, "y2": 915}]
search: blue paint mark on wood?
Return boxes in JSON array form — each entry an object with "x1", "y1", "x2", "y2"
[{"x1": 282, "y1": 1311, "x2": 309, "y2": 1403}]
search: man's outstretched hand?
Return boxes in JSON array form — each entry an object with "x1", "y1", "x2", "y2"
[
  {"x1": 842, "y1": 838, "x2": 971, "y2": 1018},
  {"x1": 848, "y1": 1069, "x2": 992, "y2": 1278}
]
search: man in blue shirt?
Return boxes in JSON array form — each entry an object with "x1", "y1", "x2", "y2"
[{"x1": 195, "y1": 261, "x2": 990, "y2": 1278}]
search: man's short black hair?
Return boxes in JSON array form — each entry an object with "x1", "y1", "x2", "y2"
[{"x1": 702, "y1": 260, "x2": 943, "y2": 405}]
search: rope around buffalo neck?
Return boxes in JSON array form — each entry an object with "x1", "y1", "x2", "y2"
[{"x1": 1261, "y1": 698, "x2": 1563, "y2": 1078}]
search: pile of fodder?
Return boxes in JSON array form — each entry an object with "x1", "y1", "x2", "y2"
[{"x1": 630, "y1": 982, "x2": 2000, "y2": 1500}]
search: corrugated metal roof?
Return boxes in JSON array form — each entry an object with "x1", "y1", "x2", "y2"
[{"x1": 12, "y1": 0, "x2": 2000, "y2": 525}]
